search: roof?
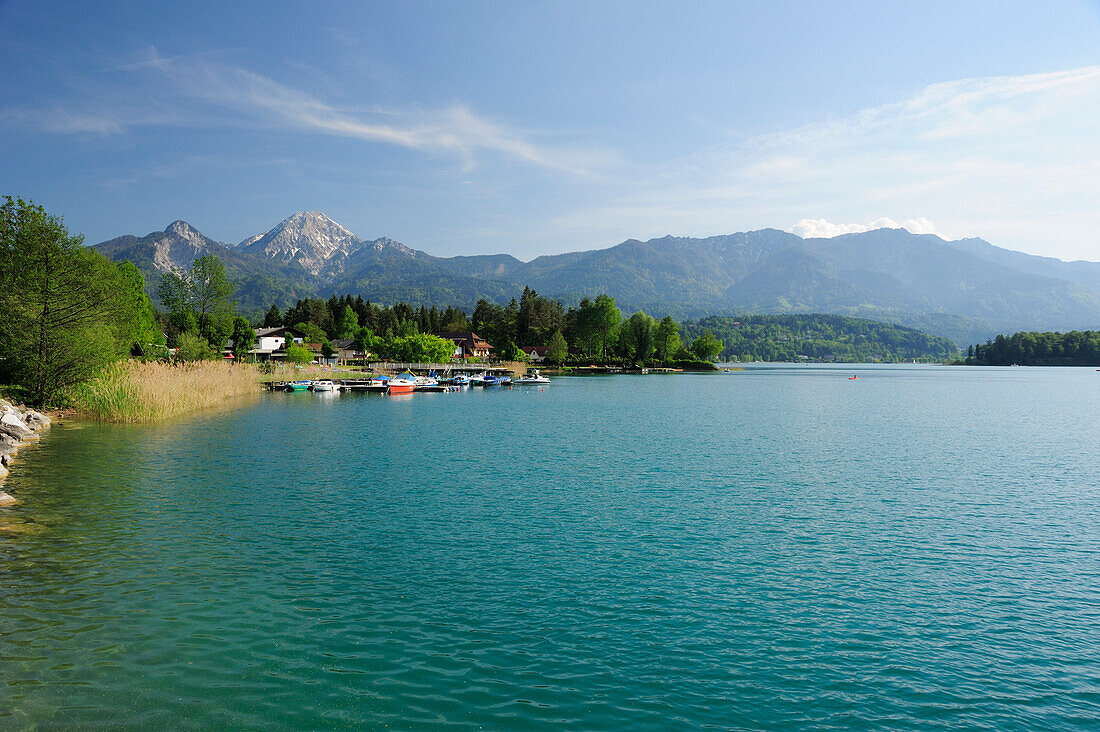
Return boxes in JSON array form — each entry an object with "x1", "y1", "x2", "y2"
[
  {"x1": 435, "y1": 331, "x2": 493, "y2": 348},
  {"x1": 255, "y1": 326, "x2": 306, "y2": 338},
  {"x1": 521, "y1": 345, "x2": 548, "y2": 354},
  {"x1": 332, "y1": 338, "x2": 357, "y2": 349}
]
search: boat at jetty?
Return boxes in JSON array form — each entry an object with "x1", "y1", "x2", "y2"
[
  {"x1": 414, "y1": 374, "x2": 445, "y2": 392},
  {"x1": 310, "y1": 380, "x2": 337, "y2": 392},
  {"x1": 515, "y1": 370, "x2": 550, "y2": 385},
  {"x1": 285, "y1": 380, "x2": 311, "y2": 392},
  {"x1": 388, "y1": 372, "x2": 417, "y2": 394}
]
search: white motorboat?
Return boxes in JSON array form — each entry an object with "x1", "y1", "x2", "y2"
[
  {"x1": 310, "y1": 380, "x2": 338, "y2": 392},
  {"x1": 515, "y1": 370, "x2": 550, "y2": 385}
]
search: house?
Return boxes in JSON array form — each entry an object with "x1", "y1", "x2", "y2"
[
  {"x1": 254, "y1": 326, "x2": 305, "y2": 351},
  {"x1": 520, "y1": 345, "x2": 548, "y2": 363},
  {"x1": 331, "y1": 338, "x2": 369, "y2": 365},
  {"x1": 434, "y1": 331, "x2": 493, "y2": 360},
  {"x1": 247, "y1": 326, "x2": 307, "y2": 362}
]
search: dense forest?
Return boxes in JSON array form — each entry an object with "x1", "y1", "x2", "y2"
[
  {"x1": 268, "y1": 294, "x2": 960, "y2": 365},
  {"x1": 680, "y1": 315, "x2": 960, "y2": 363},
  {"x1": 965, "y1": 331, "x2": 1100, "y2": 366}
]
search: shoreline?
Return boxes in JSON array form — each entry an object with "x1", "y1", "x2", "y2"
[{"x1": 0, "y1": 398, "x2": 53, "y2": 507}]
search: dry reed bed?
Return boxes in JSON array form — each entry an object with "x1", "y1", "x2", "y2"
[{"x1": 75, "y1": 361, "x2": 262, "y2": 423}]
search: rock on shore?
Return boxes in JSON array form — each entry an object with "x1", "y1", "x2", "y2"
[{"x1": 0, "y1": 398, "x2": 52, "y2": 506}]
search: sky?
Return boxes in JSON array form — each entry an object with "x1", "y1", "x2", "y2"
[{"x1": 2, "y1": 0, "x2": 1099, "y2": 261}]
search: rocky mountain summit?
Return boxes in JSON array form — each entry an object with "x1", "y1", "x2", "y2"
[{"x1": 236, "y1": 211, "x2": 365, "y2": 276}]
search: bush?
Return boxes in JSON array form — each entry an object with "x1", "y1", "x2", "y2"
[{"x1": 176, "y1": 332, "x2": 213, "y2": 361}]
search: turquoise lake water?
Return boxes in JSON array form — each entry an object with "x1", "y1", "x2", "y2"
[{"x1": 1, "y1": 366, "x2": 1099, "y2": 729}]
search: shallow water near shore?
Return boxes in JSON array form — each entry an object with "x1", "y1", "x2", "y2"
[{"x1": 2, "y1": 365, "x2": 1099, "y2": 729}]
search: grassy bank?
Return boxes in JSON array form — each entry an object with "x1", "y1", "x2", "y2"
[{"x1": 73, "y1": 361, "x2": 262, "y2": 423}]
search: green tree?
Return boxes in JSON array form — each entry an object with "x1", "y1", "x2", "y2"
[
  {"x1": 229, "y1": 317, "x2": 255, "y2": 362},
  {"x1": 655, "y1": 316, "x2": 682, "y2": 362},
  {"x1": 176, "y1": 331, "x2": 213, "y2": 361},
  {"x1": 545, "y1": 329, "x2": 568, "y2": 364},
  {"x1": 334, "y1": 305, "x2": 359, "y2": 341},
  {"x1": 115, "y1": 260, "x2": 165, "y2": 359},
  {"x1": 157, "y1": 254, "x2": 237, "y2": 348},
  {"x1": 0, "y1": 196, "x2": 145, "y2": 405},
  {"x1": 191, "y1": 254, "x2": 236, "y2": 347},
  {"x1": 690, "y1": 329, "x2": 724, "y2": 362},
  {"x1": 285, "y1": 343, "x2": 313, "y2": 364},
  {"x1": 621, "y1": 311, "x2": 657, "y2": 362},
  {"x1": 263, "y1": 303, "x2": 282, "y2": 328},
  {"x1": 384, "y1": 332, "x2": 456, "y2": 362},
  {"x1": 499, "y1": 341, "x2": 527, "y2": 362},
  {"x1": 355, "y1": 326, "x2": 380, "y2": 356},
  {"x1": 574, "y1": 294, "x2": 621, "y2": 360}
]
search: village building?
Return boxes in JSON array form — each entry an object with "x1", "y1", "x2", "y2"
[
  {"x1": 520, "y1": 345, "x2": 548, "y2": 363},
  {"x1": 331, "y1": 338, "x2": 370, "y2": 365},
  {"x1": 434, "y1": 332, "x2": 494, "y2": 360},
  {"x1": 246, "y1": 326, "x2": 307, "y2": 362}
]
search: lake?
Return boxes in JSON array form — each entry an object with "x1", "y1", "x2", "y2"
[{"x1": 1, "y1": 365, "x2": 1098, "y2": 729}]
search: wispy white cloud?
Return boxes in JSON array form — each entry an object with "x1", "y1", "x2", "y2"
[
  {"x1": 552, "y1": 65, "x2": 1100, "y2": 259},
  {"x1": 10, "y1": 48, "x2": 610, "y2": 177}
]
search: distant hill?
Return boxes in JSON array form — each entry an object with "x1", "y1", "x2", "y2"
[
  {"x1": 93, "y1": 212, "x2": 1100, "y2": 346},
  {"x1": 680, "y1": 314, "x2": 960, "y2": 363}
]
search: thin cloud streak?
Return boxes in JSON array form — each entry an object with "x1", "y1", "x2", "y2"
[
  {"x1": 552, "y1": 65, "x2": 1100, "y2": 259},
  {"x1": 6, "y1": 48, "x2": 613, "y2": 177}
]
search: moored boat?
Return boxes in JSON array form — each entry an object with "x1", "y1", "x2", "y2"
[
  {"x1": 414, "y1": 374, "x2": 443, "y2": 392},
  {"x1": 515, "y1": 370, "x2": 550, "y2": 385},
  {"x1": 285, "y1": 380, "x2": 312, "y2": 392},
  {"x1": 388, "y1": 372, "x2": 417, "y2": 394},
  {"x1": 310, "y1": 380, "x2": 337, "y2": 392}
]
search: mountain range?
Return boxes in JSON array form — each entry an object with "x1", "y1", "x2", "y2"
[{"x1": 93, "y1": 211, "x2": 1100, "y2": 347}]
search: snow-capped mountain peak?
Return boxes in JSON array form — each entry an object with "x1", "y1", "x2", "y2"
[{"x1": 237, "y1": 211, "x2": 366, "y2": 276}]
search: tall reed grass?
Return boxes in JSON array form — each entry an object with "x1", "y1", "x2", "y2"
[{"x1": 74, "y1": 360, "x2": 262, "y2": 423}]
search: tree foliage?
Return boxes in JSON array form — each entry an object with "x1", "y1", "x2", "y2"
[
  {"x1": 229, "y1": 317, "x2": 255, "y2": 362},
  {"x1": 175, "y1": 331, "x2": 213, "y2": 361},
  {"x1": 0, "y1": 196, "x2": 159, "y2": 405},
  {"x1": 545, "y1": 329, "x2": 568, "y2": 364},
  {"x1": 620, "y1": 311, "x2": 657, "y2": 362},
  {"x1": 382, "y1": 332, "x2": 456, "y2": 362},
  {"x1": 654, "y1": 315, "x2": 682, "y2": 363},
  {"x1": 689, "y1": 329, "x2": 724, "y2": 362},
  {"x1": 965, "y1": 330, "x2": 1100, "y2": 366},
  {"x1": 158, "y1": 254, "x2": 237, "y2": 348},
  {"x1": 285, "y1": 343, "x2": 313, "y2": 364},
  {"x1": 680, "y1": 314, "x2": 959, "y2": 363}
]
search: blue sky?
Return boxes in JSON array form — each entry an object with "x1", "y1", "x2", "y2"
[{"x1": 2, "y1": 0, "x2": 1099, "y2": 260}]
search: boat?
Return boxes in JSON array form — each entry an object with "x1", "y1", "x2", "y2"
[
  {"x1": 480, "y1": 374, "x2": 501, "y2": 386},
  {"x1": 388, "y1": 372, "x2": 416, "y2": 394},
  {"x1": 515, "y1": 370, "x2": 550, "y2": 385},
  {"x1": 285, "y1": 380, "x2": 311, "y2": 392},
  {"x1": 414, "y1": 374, "x2": 445, "y2": 392},
  {"x1": 365, "y1": 375, "x2": 390, "y2": 392},
  {"x1": 467, "y1": 373, "x2": 485, "y2": 386},
  {"x1": 450, "y1": 373, "x2": 470, "y2": 387},
  {"x1": 310, "y1": 380, "x2": 337, "y2": 392}
]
